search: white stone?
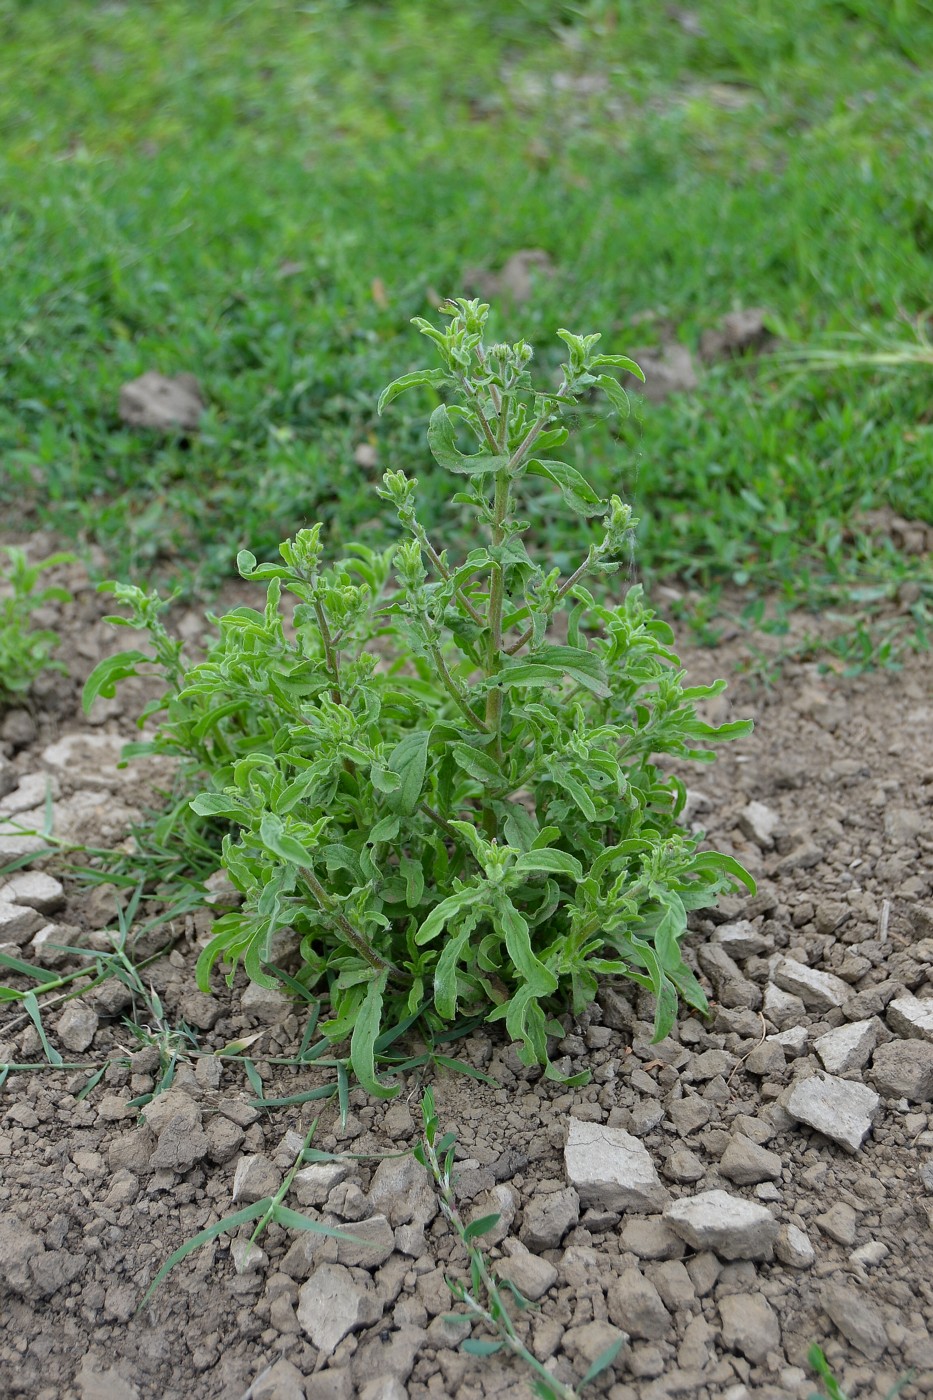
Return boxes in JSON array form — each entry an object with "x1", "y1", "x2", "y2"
[
  {"x1": 0, "y1": 899, "x2": 43, "y2": 946},
  {"x1": 0, "y1": 871, "x2": 64, "y2": 914},
  {"x1": 663, "y1": 1190, "x2": 778, "y2": 1261},
  {"x1": 772, "y1": 958, "x2": 850, "y2": 1011},
  {"x1": 496, "y1": 1242, "x2": 558, "y2": 1301},
  {"x1": 241, "y1": 981, "x2": 291, "y2": 1024},
  {"x1": 851, "y1": 1241, "x2": 889, "y2": 1268},
  {"x1": 738, "y1": 801, "x2": 780, "y2": 849},
  {"x1": 231, "y1": 1238, "x2": 268, "y2": 1274},
  {"x1": 0, "y1": 811, "x2": 47, "y2": 859},
  {"x1": 775, "y1": 1224, "x2": 815, "y2": 1269},
  {"x1": 887, "y1": 993, "x2": 933, "y2": 1044},
  {"x1": 763, "y1": 983, "x2": 806, "y2": 1030},
  {"x1": 296, "y1": 1263, "x2": 382, "y2": 1354},
  {"x1": 768, "y1": 1026, "x2": 808, "y2": 1057},
  {"x1": 41, "y1": 733, "x2": 129, "y2": 788},
  {"x1": 30, "y1": 924, "x2": 70, "y2": 967},
  {"x1": 0, "y1": 773, "x2": 57, "y2": 816},
  {"x1": 713, "y1": 920, "x2": 768, "y2": 958},
  {"x1": 719, "y1": 1293, "x2": 781, "y2": 1364},
  {"x1": 564, "y1": 1119, "x2": 668, "y2": 1213},
  {"x1": 814, "y1": 1020, "x2": 878, "y2": 1075},
  {"x1": 55, "y1": 1003, "x2": 99, "y2": 1053},
  {"x1": 292, "y1": 1162, "x2": 351, "y2": 1206},
  {"x1": 782, "y1": 1072, "x2": 880, "y2": 1153}
]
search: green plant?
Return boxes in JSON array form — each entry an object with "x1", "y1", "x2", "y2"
[
  {"x1": 806, "y1": 1343, "x2": 913, "y2": 1400},
  {"x1": 86, "y1": 300, "x2": 753, "y2": 1093},
  {"x1": 0, "y1": 547, "x2": 73, "y2": 704},
  {"x1": 415, "y1": 1086, "x2": 622, "y2": 1399}
]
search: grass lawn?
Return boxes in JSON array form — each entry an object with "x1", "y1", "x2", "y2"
[{"x1": 1, "y1": 0, "x2": 931, "y2": 635}]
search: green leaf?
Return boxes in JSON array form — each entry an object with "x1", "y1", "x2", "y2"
[
  {"x1": 427, "y1": 405, "x2": 508, "y2": 476},
  {"x1": 22, "y1": 991, "x2": 62, "y2": 1066},
  {"x1": 82, "y1": 650, "x2": 149, "y2": 713},
  {"x1": 462, "y1": 1212, "x2": 501, "y2": 1241},
  {"x1": 377, "y1": 368, "x2": 449, "y2": 413},
  {"x1": 399, "y1": 854, "x2": 424, "y2": 909},
  {"x1": 369, "y1": 814, "x2": 401, "y2": 843},
  {"x1": 526, "y1": 458, "x2": 605, "y2": 516},
  {"x1": 498, "y1": 900, "x2": 558, "y2": 996},
  {"x1": 349, "y1": 972, "x2": 398, "y2": 1100},
  {"x1": 591, "y1": 352, "x2": 646, "y2": 381},
  {"x1": 452, "y1": 742, "x2": 502, "y2": 783},
  {"x1": 386, "y1": 730, "x2": 430, "y2": 815},
  {"x1": 416, "y1": 889, "x2": 480, "y2": 946},
  {"x1": 461, "y1": 1338, "x2": 503, "y2": 1357},
  {"x1": 595, "y1": 374, "x2": 631, "y2": 418},
  {"x1": 259, "y1": 813, "x2": 315, "y2": 866},
  {"x1": 138, "y1": 1199, "x2": 271, "y2": 1310},
  {"x1": 513, "y1": 849, "x2": 583, "y2": 881}
]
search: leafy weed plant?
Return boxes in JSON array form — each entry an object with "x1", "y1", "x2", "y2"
[
  {"x1": 0, "y1": 547, "x2": 72, "y2": 705},
  {"x1": 86, "y1": 302, "x2": 754, "y2": 1093}
]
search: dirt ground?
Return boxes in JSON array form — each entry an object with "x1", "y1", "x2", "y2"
[{"x1": 1, "y1": 541, "x2": 931, "y2": 1400}]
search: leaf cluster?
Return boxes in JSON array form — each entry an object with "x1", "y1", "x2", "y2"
[
  {"x1": 86, "y1": 301, "x2": 753, "y2": 1093},
  {"x1": 0, "y1": 547, "x2": 73, "y2": 706}
]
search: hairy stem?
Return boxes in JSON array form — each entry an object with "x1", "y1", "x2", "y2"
[{"x1": 301, "y1": 866, "x2": 400, "y2": 976}]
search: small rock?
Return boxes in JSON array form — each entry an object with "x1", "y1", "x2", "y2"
[
  {"x1": 469, "y1": 1183, "x2": 518, "y2": 1246},
  {"x1": 719, "y1": 1294, "x2": 781, "y2": 1364},
  {"x1": 55, "y1": 1001, "x2": 99, "y2": 1053},
  {"x1": 296, "y1": 1263, "x2": 382, "y2": 1355},
  {"x1": 769, "y1": 1026, "x2": 808, "y2": 1057},
  {"x1": 368, "y1": 1153, "x2": 438, "y2": 1227},
  {"x1": 667, "y1": 1097, "x2": 712, "y2": 1136},
  {"x1": 250, "y1": 1358, "x2": 307, "y2": 1400},
  {"x1": 822, "y1": 1282, "x2": 888, "y2": 1360},
  {"x1": 782, "y1": 1072, "x2": 881, "y2": 1153},
  {"x1": 520, "y1": 1187, "x2": 580, "y2": 1251},
  {"x1": 231, "y1": 1238, "x2": 269, "y2": 1274},
  {"x1": 0, "y1": 870, "x2": 64, "y2": 913},
  {"x1": 664, "y1": 1191, "x2": 779, "y2": 1261},
  {"x1": 815, "y1": 1201, "x2": 858, "y2": 1246},
  {"x1": 359, "y1": 1380, "x2": 407, "y2": 1400},
  {"x1": 662, "y1": 1147, "x2": 705, "y2": 1183},
  {"x1": 293, "y1": 1162, "x2": 351, "y2": 1207},
  {"x1": 774, "y1": 1224, "x2": 814, "y2": 1269},
  {"x1": 652, "y1": 1260, "x2": 696, "y2": 1311},
  {"x1": 772, "y1": 957, "x2": 850, "y2": 1010},
  {"x1": 142, "y1": 1091, "x2": 210, "y2": 1171},
  {"x1": 619, "y1": 1217, "x2": 685, "y2": 1260},
  {"x1": 744, "y1": 1041, "x2": 786, "y2": 1077},
  {"x1": 233, "y1": 1154, "x2": 282, "y2": 1204},
  {"x1": 851, "y1": 1241, "x2": 889, "y2": 1268},
  {"x1": 607, "y1": 1269, "x2": 671, "y2": 1340},
  {"x1": 496, "y1": 1242, "x2": 558, "y2": 1301},
  {"x1": 241, "y1": 981, "x2": 291, "y2": 1024},
  {"x1": 76, "y1": 1355, "x2": 141, "y2": 1400},
  {"x1": 41, "y1": 732, "x2": 129, "y2": 787},
  {"x1": 764, "y1": 983, "x2": 806, "y2": 1030},
  {"x1": 713, "y1": 919, "x2": 769, "y2": 957},
  {"x1": 564, "y1": 1119, "x2": 668, "y2": 1213},
  {"x1": 884, "y1": 808, "x2": 923, "y2": 843},
  {"x1": 814, "y1": 1020, "x2": 878, "y2": 1075},
  {"x1": 562, "y1": 1319, "x2": 628, "y2": 1368},
  {"x1": 205, "y1": 1115, "x2": 245, "y2": 1164},
  {"x1": 887, "y1": 993, "x2": 933, "y2": 1044},
  {"x1": 737, "y1": 801, "x2": 780, "y2": 850},
  {"x1": 333, "y1": 1215, "x2": 395, "y2": 1269},
  {"x1": 720, "y1": 1134, "x2": 783, "y2": 1185},
  {"x1": 0, "y1": 899, "x2": 44, "y2": 945},
  {"x1": 869, "y1": 1040, "x2": 933, "y2": 1101},
  {"x1": 119, "y1": 370, "x2": 205, "y2": 431}
]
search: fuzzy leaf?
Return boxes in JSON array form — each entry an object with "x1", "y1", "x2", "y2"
[
  {"x1": 514, "y1": 849, "x2": 583, "y2": 881},
  {"x1": 377, "y1": 368, "x2": 449, "y2": 413},
  {"x1": 526, "y1": 458, "x2": 605, "y2": 516},
  {"x1": 82, "y1": 650, "x2": 149, "y2": 712},
  {"x1": 349, "y1": 972, "x2": 398, "y2": 1099},
  {"x1": 427, "y1": 405, "x2": 508, "y2": 476},
  {"x1": 386, "y1": 730, "x2": 430, "y2": 815}
]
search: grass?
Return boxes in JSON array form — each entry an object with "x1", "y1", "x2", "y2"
[{"x1": 0, "y1": 0, "x2": 931, "y2": 627}]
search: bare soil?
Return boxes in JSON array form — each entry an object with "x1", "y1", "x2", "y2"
[{"x1": 1, "y1": 543, "x2": 931, "y2": 1400}]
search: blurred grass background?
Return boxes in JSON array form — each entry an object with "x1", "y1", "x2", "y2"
[{"x1": 1, "y1": 0, "x2": 931, "y2": 636}]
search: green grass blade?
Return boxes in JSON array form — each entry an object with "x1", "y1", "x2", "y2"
[
  {"x1": 22, "y1": 991, "x2": 63, "y2": 1066},
  {"x1": 0, "y1": 953, "x2": 60, "y2": 984},
  {"x1": 138, "y1": 1198, "x2": 271, "y2": 1310}
]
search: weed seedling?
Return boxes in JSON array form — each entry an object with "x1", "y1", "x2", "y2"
[{"x1": 0, "y1": 547, "x2": 73, "y2": 705}]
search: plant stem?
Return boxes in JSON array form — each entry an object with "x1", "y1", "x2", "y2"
[
  {"x1": 430, "y1": 645, "x2": 489, "y2": 733},
  {"x1": 506, "y1": 549, "x2": 596, "y2": 655},
  {"x1": 312, "y1": 600, "x2": 342, "y2": 705},
  {"x1": 484, "y1": 467, "x2": 512, "y2": 758},
  {"x1": 419, "y1": 534, "x2": 486, "y2": 627},
  {"x1": 300, "y1": 866, "x2": 400, "y2": 977}
]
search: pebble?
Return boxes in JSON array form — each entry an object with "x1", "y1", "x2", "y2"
[
  {"x1": 521, "y1": 1186, "x2": 580, "y2": 1251},
  {"x1": 814, "y1": 1020, "x2": 878, "y2": 1075},
  {"x1": 231, "y1": 1238, "x2": 268, "y2": 1274},
  {"x1": 55, "y1": 1001, "x2": 99, "y2": 1052},
  {"x1": 719, "y1": 1134, "x2": 783, "y2": 1185},
  {"x1": 619, "y1": 1217, "x2": 686, "y2": 1260},
  {"x1": 250, "y1": 1359, "x2": 307, "y2": 1400},
  {"x1": 737, "y1": 801, "x2": 780, "y2": 849},
  {"x1": 771, "y1": 957, "x2": 851, "y2": 1010},
  {"x1": 496, "y1": 1242, "x2": 558, "y2": 1301},
  {"x1": 719, "y1": 1293, "x2": 781, "y2": 1364},
  {"x1": 782, "y1": 1071, "x2": 880, "y2": 1153},
  {"x1": 296, "y1": 1263, "x2": 382, "y2": 1355},
  {"x1": 664, "y1": 1190, "x2": 779, "y2": 1260},
  {"x1": 0, "y1": 898, "x2": 44, "y2": 945},
  {"x1": 769, "y1": 1026, "x2": 808, "y2": 1057},
  {"x1": 240, "y1": 981, "x2": 291, "y2": 1023},
  {"x1": 606, "y1": 1269, "x2": 671, "y2": 1340},
  {"x1": 821, "y1": 1282, "x2": 888, "y2": 1360},
  {"x1": 869, "y1": 1040, "x2": 933, "y2": 1101},
  {"x1": 233, "y1": 1154, "x2": 282, "y2": 1204},
  {"x1": 887, "y1": 992, "x2": 933, "y2": 1043},
  {"x1": 815, "y1": 1201, "x2": 858, "y2": 1246},
  {"x1": 763, "y1": 983, "x2": 806, "y2": 1030},
  {"x1": 0, "y1": 870, "x2": 64, "y2": 913},
  {"x1": 368, "y1": 1153, "x2": 438, "y2": 1227},
  {"x1": 774, "y1": 1223, "x2": 815, "y2": 1269},
  {"x1": 851, "y1": 1241, "x2": 889, "y2": 1268}
]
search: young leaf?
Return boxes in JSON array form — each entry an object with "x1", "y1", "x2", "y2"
[
  {"x1": 82, "y1": 651, "x2": 150, "y2": 712},
  {"x1": 386, "y1": 730, "x2": 430, "y2": 815},
  {"x1": 427, "y1": 405, "x2": 508, "y2": 476},
  {"x1": 349, "y1": 973, "x2": 399, "y2": 1100},
  {"x1": 377, "y1": 368, "x2": 449, "y2": 414}
]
